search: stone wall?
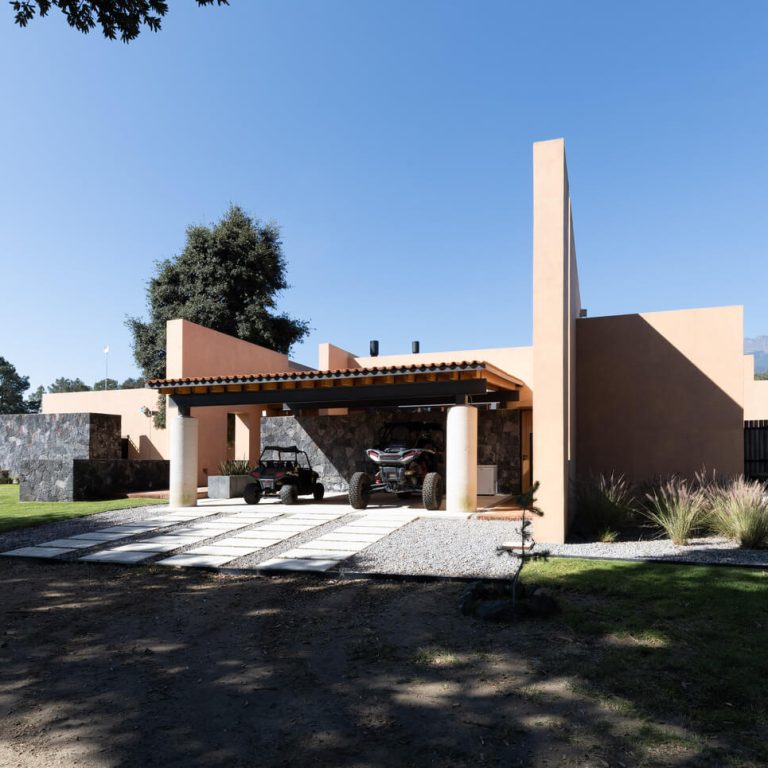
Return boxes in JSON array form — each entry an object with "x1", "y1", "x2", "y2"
[
  {"x1": 0, "y1": 413, "x2": 121, "y2": 478},
  {"x1": 73, "y1": 460, "x2": 169, "y2": 501},
  {"x1": 1, "y1": 412, "x2": 164, "y2": 501},
  {"x1": 18, "y1": 459, "x2": 169, "y2": 502},
  {"x1": 18, "y1": 460, "x2": 74, "y2": 502},
  {"x1": 261, "y1": 409, "x2": 521, "y2": 494}
]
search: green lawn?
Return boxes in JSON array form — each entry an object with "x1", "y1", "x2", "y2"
[
  {"x1": 523, "y1": 557, "x2": 768, "y2": 764},
  {"x1": 0, "y1": 485, "x2": 166, "y2": 533}
]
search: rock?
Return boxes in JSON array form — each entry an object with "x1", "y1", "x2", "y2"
[
  {"x1": 526, "y1": 588, "x2": 559, "y2": 617},
  {"x1": 474, "y1": 599, "x2": 516, "y2": 622}
]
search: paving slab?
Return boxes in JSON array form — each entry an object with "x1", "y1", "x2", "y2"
[
  {"x1": 229, "y1": 530, "x2": 292, "y2": 540},
  {"x1": 107, "y1": 542, "x2": 184, "y2": 553},
  {"x1": 213, "y1": 537, "x2": 280, "y2": 549},
  {"x1": 297, "y1": 540, "x2": 363, "y2": 552},
  {"x1": 133, "y1": 535, "x2": 202, "y2": 544},
  {"x1": 169, "y1": 526, "x2": 235, "y2": 536},
  {"x1": 178, "y1": 521, "x2": 250, "y2": 529},
  {"x1": 158, "y1": 554, "x2": 233, "y2": 568},
  {"x1": 337, "y1": 525, "x2": 401, "y2": 533},
  {"x1": 2, "y1": 546, "x2": 76, "y2": 558},
  {"x1": 81, "y1": 550, "x2": 154, "y2": 564},
  {"x1": 314, "y1": 533, "x2": 382, "y2": 542},
  {"x1": 97, "y1": 525, "x2": 160, "y2": 534},
  {"x1": 254, "y1": 526, "x2": 313, "y2": 533},
  {"x1": 279, "y1": 548, "x2": 359, "y2": 560},
  {"x1": 184, "y1": 545, "x2": 255, "y2": 557},
  {"x1": 255, "y1": 557, "x2": 339, "y2": 572},
  {"x1": 70, "y1": 532, "x2": 134, "y2": 542},
  {"x1": 41, "y1": 538, "x2": 102, "y2": 549}
]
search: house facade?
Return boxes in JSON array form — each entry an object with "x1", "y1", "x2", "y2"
[{"x1": 42, "y1": 139, "x2": 768, "y2": 542}]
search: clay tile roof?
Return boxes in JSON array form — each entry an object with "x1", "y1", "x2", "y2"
[{"x1": 145, "y1": 360, "x2": 514, "y2": 389}]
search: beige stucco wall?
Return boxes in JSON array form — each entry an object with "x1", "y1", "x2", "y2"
[
  {"x1": 319, "y1": 343, "x2": 360, "y2": 371},
  {"x1": 43, "y1": 388, "x2": 168, "y2": 460},
  {"x1": 744, "y1": 355, "x2": 768, "y2": 420},
  {"x1": 167, "y1": 319, "x2": 292, "y2": 378},
  {"x1": 531, "y1": 138, "x2": 580, "y2": 543},
  {"x1": 166, "y1": 320, "x2": 306, "y2": 483},
  {"x1": 577, "y1": 306, "x2": 745, "y2": 482}
]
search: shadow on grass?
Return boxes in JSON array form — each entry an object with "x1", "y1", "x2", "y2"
[{"x1": 0, "y1": 557, "x2": 766, "y2": 766}]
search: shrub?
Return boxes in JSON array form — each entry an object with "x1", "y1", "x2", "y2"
[
  {"x1": 0, "y1": 469, "x2": 12, "y2": 485},
  {"x1": 218, "y1": 459, "x2": 254, "y2": 476},
  {"x1": 706, "y1": 477, "x2": 768, "y2": 549},
  {"x1": 575, "y1": 473, "x2": 637, "y2": 541},
  {"x1": 642, "y1": 476, "x2": 706, "y2": 545}
]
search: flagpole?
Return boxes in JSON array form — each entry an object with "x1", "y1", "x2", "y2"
[{"x1": 103, "y1": 345, "x2": 110, "y2": 389}]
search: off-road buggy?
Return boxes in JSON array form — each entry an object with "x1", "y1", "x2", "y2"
[
  {"x1": 348, "y1": 422, "x2": 444, "y2": 510},
  {"x1": 243, "y1": 445, "x2": 325, "y2": 505}
]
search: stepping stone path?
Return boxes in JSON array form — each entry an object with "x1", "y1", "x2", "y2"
[
  {"x1": 157, "y1": 510, "x2": 347, "y2": 568},
  {"x1": 1, "y1": 505, "x2": 424, "y2": 575},
  {"x1": 0, "y1": 508, "x2": 222, "y2": 559},
  {"x1": 255, "y1": 511, "x2": 418, "y2": 572}
]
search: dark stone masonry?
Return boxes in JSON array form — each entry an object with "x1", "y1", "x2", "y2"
[
  {"x1": 0, "y1": 413, "x2": 120, "y2": 478},
  {"x1": 261, "y1": 409, "x2": 521, "y2": 494},
  {"x1": 0, "y1": 413, "x2": 168, "y2": 501}
]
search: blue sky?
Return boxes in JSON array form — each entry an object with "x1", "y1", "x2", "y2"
[{"x1": 1, "y1": 1, "x2": 766, "y2": 389}]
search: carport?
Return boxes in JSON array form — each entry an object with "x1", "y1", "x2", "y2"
[{"x1": 147, "y1": 361, "x2": 525, "y2": 513}]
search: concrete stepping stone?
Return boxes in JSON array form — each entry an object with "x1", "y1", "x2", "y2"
[
  {"x1": 279, "y1": 548, "x2": 359, "y2": 560},
  {"x1": 81, "y1": 550, "x2": 155, "y2": 564},
  {"x1": 70, "y1": 532, "x2": 134, "y2": 541},
  {"x1": 183, "y1": 545, "x2": 255, "y2": 557},
  {"x1": 232, "y1": 530, "x2": 286, "y2": 542},
  {"x1": 158, "y1": 553, "x2": 233, "y2": 568},
  {"x1": 315, "y1": 532, "x2": 382, "y2": 542},
  {"x1": 213, "y1": 537, "x2": 281, "y2": 549},
  {"x1": 256, "y1": 557, "x2": 339, "y2": 572},
  {"x1": 97, "y1": 525, "x2": 160, "y2": 534},
  {"x1": 2, "y1": 546, "x2": 77, "y2": 558},
  {"x1": 107, "y1": 541, "x2": 186, "y2": 553},
  {"x1": 297, "y1": 540, "x2": 363, "y2": 552},
  {"x1": 41, "y1": 538, "x2": 103, "y2": 549}
]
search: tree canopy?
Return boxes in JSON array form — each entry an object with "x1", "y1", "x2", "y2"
[
  {"x1": 127, "y1": 206, "x2": 310, "y2": 383},
  {"x1": 120, "y1": 376, "x2": 145, "y2": 389},
  {"x1": 11, "y1": 0, "x2": 228, "y2": 43},
  {"x1": 0, "y1": 357, "x2": 33, "y2": 414},
  {"x1": 47, "y1": 377, "x2": 91, "y2": 393},
  {"x1": 93, "y1": 378, "x2": 119, "y2": 391}
]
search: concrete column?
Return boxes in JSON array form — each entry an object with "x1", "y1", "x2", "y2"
[
  {"x1": 446, "y1": 405, "x2": 478, "y2": 514},
  {"x1": 169, "y1": 414, "x2": 198, "y2": 508}
]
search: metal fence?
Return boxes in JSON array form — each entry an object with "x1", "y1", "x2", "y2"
[{"x1": 745, "y1": 420, "x2": 768, "y2": 481}]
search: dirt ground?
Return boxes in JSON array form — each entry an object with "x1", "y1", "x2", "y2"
[{"x1": 0, "y1": 560, "x2": 697, "y2": 767}]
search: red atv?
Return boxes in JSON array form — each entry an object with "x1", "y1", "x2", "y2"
[{"x1": 348, "y1": 422, "x2": 444, "y2": 510}]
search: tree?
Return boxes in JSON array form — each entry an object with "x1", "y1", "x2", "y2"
[
  {"x1": 0, "y1": 357, "x2": 32, "y2": 414},
  {"x1": 26, "y1": 385, "x2": 46, "y2": 413},
  {"x1": 11, "y1": 0, "x2": 229, "y2": 43},
  {"x1": 47, "y1": 377, "x2": 91, "y2": 393},
  {"x1": 120, "y1": 376, "x2": 145, "y2": 389},
  {"x1": 93, "y1": 378, "x2": 119, "y2": 391},
  {"x1": 127, "y1": 205, "x2": 310, "y2": 383}
]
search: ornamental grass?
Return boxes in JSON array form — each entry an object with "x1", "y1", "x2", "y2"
[
  {"x1": 705, "y1": 476, "x2": 768, "y2": 549},
  {"x1": 643, "y1": 476, "x2": 707, "y2": 546}
]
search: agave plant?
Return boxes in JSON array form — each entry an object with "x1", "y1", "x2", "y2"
[
  {"x1": 218, "y1": 459, "x2": 254, "y2": 476},
  {"x1": 705, "y1": 476, "x2": 768, "y2": 549},
  {"x1": 643, "y1": 476, "x2": 706, "y2": 546}
]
